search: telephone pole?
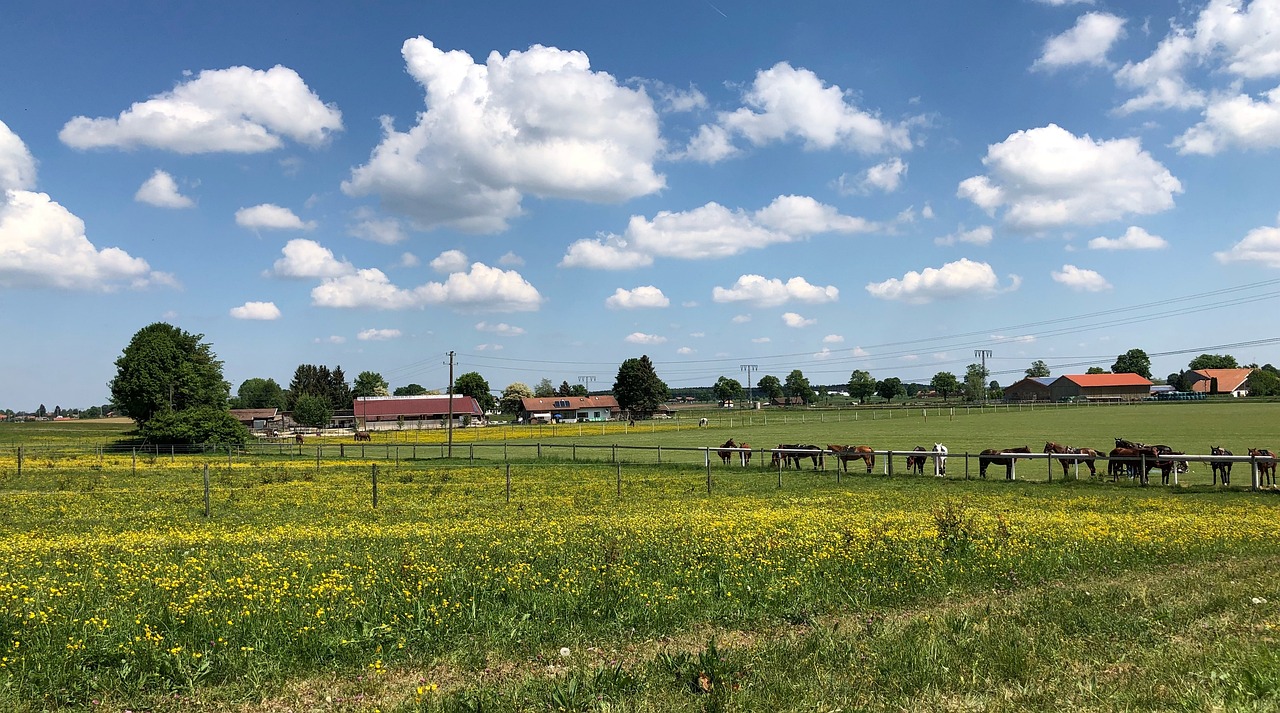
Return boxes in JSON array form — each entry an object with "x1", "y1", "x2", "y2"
[
  {"x1": 974, "y1": 349, "x2": 992, "y2": 404},
  {"x1": 446, "y1": 351, "x2": 455, "y2": 457},
  {"x1": 740, "y1": 364, "x2": 758, "y2": 408}
]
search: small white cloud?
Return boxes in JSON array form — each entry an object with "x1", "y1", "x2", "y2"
[
  {"x1": 822, "y1": 334, "x2": 844, "y2": 343},
  {"x1": 134, "y1": 170, "x2": 194, "y2": 208},
  {"x1": 731, "y1": 314, "x2": 752, "y2": 323},
  {"x1": 677, "y1": 346, "x2": 695, "y2": 355},
  {"x1": 606, "y1": 285, "x2": 670, "y2": 309},
  {"x1": 475, "y1": 343, "x2": 505, "y2": 351},
  {"x1": 1174, "y1": 86, "x2": 1280, "y2": 155},
  {"x1": 312, "y1": 262, "x2": 543, "y2": 312},
  {"x1": 624, "y1": 332, "x2": 667, "y2": 344},
  {"x1": 236, "y1": 203, "x2": 316, "y2": 231},
  {"x1": 935, "y1": 225, "x2": 994, "y2": 246},
  {"x1": 348, "y1": 215, "x2": 407, "y2": 244},
  {"x1": 712, "y1": 274, "x2": 839, "y2": 307},
  {"x1": 690, "y1": 331, "x2": 705, "y2": 337},
  {"x1": 991, "y1": 334, "x2": 1037, "y2": 344},
  {"x1": 1052, "y1": 264, "x2": 1112, "y2": 291},
  {"x1": 840, "y1": 157, "x2": 907, "y2": 194},
  {"x1": 399, "y1": 252, "x2": 420, "y2": 267},
  {"x1": 813, "y1": 347, "x2": 834, "y2": 360},
  {"x1": 475, "y1": 321, "x2": 526, "y2": 336},
  {"x1": 1034, "y1": 12, "x2": 1126, "y2": 70},
  {"x1": 1215, "y1": 220, "x2": 1280, "y2": 267},
  {"x1": 866, "y1": 258, "x2": 1012, "y2": 304},
  {"x1": 1088, "y1": 226, "x2": 1168, "y2": 250},
  {"x1": 357, "y1": 328, "x2": 402, "y2": 341},
  {"x1": 272, "y1": 238, "x2": 354, "y2": 279},
  {"x1": 229, "y1": 301, "x2": 281, "y2": 320},
  {"x1": 315, "y1": 335, "x2": 346, "y2": 344},
  {"x1": 430, "y1": 249, "x2": 469, "y2": 273},
  {"x1": 679, "y1": 124, "x2": 739, "y2": 163},
  {"x1": 782, "y1": 312, "x2": 816, "y2": 328},
  {"x1": 751, "y1": 337, "x2": 771, "y2": 343},
  {"x1": 498, "y1": 251, "x2": 525, "y2": 267}
]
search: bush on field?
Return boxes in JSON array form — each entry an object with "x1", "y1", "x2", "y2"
[{"x1": 139, "y1": 406, "x2": 249, "y2": 445}]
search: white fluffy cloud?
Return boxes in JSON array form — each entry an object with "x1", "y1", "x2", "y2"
[
  {"x1": 840, "y1": 157, "x2": 907, "y2": 194},
  {"x1": 59, "y1": 65, "x2": 341, "y2": 153},
  {"x1": 935, "y1": 225, "x2": 994, "y2": 246},
  {"x1": 605, "y1": 285, "x2": 669, "y2": 309},
  {"x1": 957, "y1": 124, "x2": 1181, "y2": 231},
  {"x1": 781, "y1": 312, "x2": 815, "y2": 328},
  {"x1": 475, "y1": 321, "x2": 525, "y2": 336},
  {"x1": 1051, "y1": 264, "x2": 1112, "y2": 291},
  {"x1": 134, "y1": 170, "x2": 193, "y2": 208},
  {"x1": 272, "y1": 239, "x2": 354, "y2": 279},
  {"x1": 822, "y1": 334, "x2": 844, "y2": 343},
  {"x1": 624, "y1": 332, "x2": 667, "y2": 344},
  {"x1": 312, "y1": 262, "x2": 543, "y2": 312},
  {"x1": 1215, "y1": 218, "x2": 1280, "y2": 267},
  {"x1": 342, "y1": 37, "x2": 664, "y2": 234},
  {"x1": 229, "y1": 301, "x2": 281, "y2": 320},
  {"x1": 1088, "y1": 226, "x2": 1169, "y2": 250},
  {"x1": 430, "y1": 249, "x2": 469, "y2": 273},
  {"x1": 1174, "y1": 85, "x2": 1280, "y2": 154},
  {"x1": 865, "y1": 258, "x2": 1013, "y2": 304},
  {"x1": 347, "y1": 213, "x2": 407, "y2": 245},
  {"x1": 1034, "y1": 12, "x2": 1126, "y2": 70},
  {"x1": 711, "y1": 274, "x2": 839, "y2": 307},
  {"x1": 236, "y1": 204, "x2": 315, "y2": 231},
  {"x1": 687, "y1": 62, "x2": 911, "y2": 159},
  {"x1": 560, "y1": 195, "x2": 874, "y2": 269},
  {"x1": 357, "y1": 328, "x2": 402, "y2": 341},
  {"x1": 498, "y1": 251, "x2": 524, "y2": 267},
  {"x1": 1, "y1": 122, "x2": 171, "y2": 291}
]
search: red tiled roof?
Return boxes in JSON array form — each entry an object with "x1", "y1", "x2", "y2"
[
  {"x1": 1188, "y1": 368, "x2": 1254, "y2": 393},
  {"x1": 354, "y1": 395, "x2": 482, "y2": 420},
  {"x1": 520, "y1": 395, "x2": 620, "y2": 412},
  {"x1": 1057, "y1": 373, "x2": 1153, "y2": 387}
]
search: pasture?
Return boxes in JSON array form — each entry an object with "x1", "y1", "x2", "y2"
[{"x1": 2, "y1": 403, "x2": 1279, "y2": 711}]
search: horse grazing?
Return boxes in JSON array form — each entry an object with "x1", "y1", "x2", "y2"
[
  {"x1": 294, "y1": 433, "x2": 305, "y2": 445},
  {"x1": 698, "y1": 418, "x2": 708, "y2": 428},
  {"x1": 828, "y1": 444, "x2": 875, "y2": 474},
  {"x1": 717, "y1": 438, "x2": 738, "y2": 465},
  {"x1": 1044, "y1": 442, "x2": 1101, "y2": 478},
  {"x1": 739, "y1": 443, "x2": 751, "y2": 467},
  {"x1": 1153, "y1": 449, "x2": 1186, "y2": 485},
  {"x1": 772, "y1": 444, "x2": 800, "y2": 469},
  {"x1": 1249, "y1": 448, "x2": 1277, "y2": 486},
  {"x1": 1209, "y1": 446, "x2": 1233, "y2": 486},
  {"x1": 934, "y1": 443, "x2": 948, "y2": 477},
  {"x1": 905, "y1": 446, "x2": 927, "y2": 476},
  {"x1": 1107, "y1": 446, "x2": 1159, "y2": 484},
  {"x1": 978, "y1": 446, "x2": 1031, "y2": 480},
  {"x1": 354, "y1": 431, "x2": 372, "y2": 442}
]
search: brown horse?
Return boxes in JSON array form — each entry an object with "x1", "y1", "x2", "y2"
[
  {"x1": 979, "y1": 446, "x2": 1031, "y2": 480},
  {"x1": 828, "y1": 444, "x2": 875, "y2": 474},
  {"x1": 717, "y1": 438, "x2": 737, "y2": 465},
  {"x1": 905, "y1": 446, "x2": 927, "y2": 476},
  {"x1": 1044, "y1": 442, "x2": 1101, "y2": 478},
  {"x1": 294, "y1": 433, "x2": 304, "y2": 445},
  {"x1": 1209, "y1": 446, "x2": 1232, "y2": 485},
  {"x1": 1107, "y1": 446, "x2": 1160, "y2": 484},
  {"x1": 1249, "y1": 448, "x2": 1277, "y2": 486},
  {"x1": 354, "y1": 431, "x2": 372, "y2": 442},
  {"x1": 739, "y1": 443, "x2": 751, "y2": 467},
  {"x1": 1154, "y1": 450, "x2": 1186, "y2": 485}
]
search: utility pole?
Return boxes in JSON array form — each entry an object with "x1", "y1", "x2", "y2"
[
  {"x1": 974, "y1": 349, "x2": 992, "y2": 405},
  {"x1": 578, "y1": 375, "x2": 595, "y2": 394},
  {"x1": 740, "y1": 364, "x2": 758, "y2": 408},
  {"x1": 446, "y1": 351, "x2": 455, "y2": 458}
]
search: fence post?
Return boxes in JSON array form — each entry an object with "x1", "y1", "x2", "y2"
[
  {"x1": 506, "y1": 464, "x2": 511, "y2": 503},
  {"x1": 705, "y1": 449, "x2": 712, "y2": 493},
  {"x1": 537, "y1": 443, "x2": 542, "y2": 459},
  {"x1": 16, "y1": 446, "x2": 21, "y2": 477},
  {"x1": 203, "y1": 463, "x2": 211, "y2": 518},
  {"x1": 617, "y1": 463, "x2": 622, "y2": 499},
  {"x1": 1047, "y1": 454, "x2": 1052, "y2": 483},
  {"x1": 228, "y1": 445, "x2": 232, "y2": 470},
  {"x1": 1252, "y1": 454, "x2": 1259, "y2": 491},
  {"x1": 372, "y1": 463, "x2": 379, "y2": 508},
  {"x1": 657, "y1": 446, "x2": 661, "y2": 464},
  {"x1": 965, "y1": 453, "x2": 969, "y2": 480},
  {"x1": 131, "y1": 447, "x2": 136, "y2": 476},
  {"x1": 316, "y1": 446, "x2": 321, "y2": 472},
  {"x1": 573, "y1": 444, "x2": 577, "y2": 461},
  {"x1": 887, "y1": 451, "x2": 894, "y2": 477},
  {"x1": 612, "y1": 444, "x2": 617, "y2": 463}
]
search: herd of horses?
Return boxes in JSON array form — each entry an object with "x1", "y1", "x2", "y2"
[{"x1": 712, "y1": 437, "x2": 1277, "y2": 486}]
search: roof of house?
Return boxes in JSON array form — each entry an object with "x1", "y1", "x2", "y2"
[
  {"x1": 353, "y1": 395, "x2": 483, "y2": 418},
  {"x1": 519, "y1": 395, "x2": 620, "y2": 412},
  {"x1": 1188, "y1": 368, "x2": 1255, "y2": 393},
  {"x1": 1007, "y1": 377, "x2": 1054, "y2": 390},
  {"x1": 1055, "y1": 373, "x2": 1153, "y2": 388},
  {"x1": 229, "y1": 408, "x2": 279, "y2": 421}
]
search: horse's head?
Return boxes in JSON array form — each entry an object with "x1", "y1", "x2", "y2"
[
  {"x1": 933, "y1": 443, "x2": 946, "y2": 454},
  {"x1": 721, "y1": 438, "x2": 736, "y2": 448},
  {"x1": 1044, "y1": 442, "x2": 1056, "y2": 453}
]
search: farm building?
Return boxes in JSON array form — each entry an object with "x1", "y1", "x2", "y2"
[
  {"x1": 518, "y1": 395, "x2": 620, "y2": 423},
  {"x1": 1048, "y1": 373, "x2": 1153, "y2": 402},
  {"x1": 229, "y1": 408, "x2": 282, "y2": 431},
  {"x1": 353, "y1": 395, "x2": 483, "y2": 431},
  {"x1": 1185, "y1": 368, "x2": 1254, "y2": 397},
  {"x1": 1002, "y1": 376, "x2": 1055, "y2": 402}
]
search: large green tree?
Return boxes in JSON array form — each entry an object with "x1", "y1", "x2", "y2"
[
  {"x1": 110, "y1": 322, "x2": 230, "y2": 426},
  {"x1": 499, "y1": 382, "x2": 533, "y2": 414},
  {"x1": 352, "y1": 371, "x2": 389, "y2": 399},
  {"x1": 454, "y1": 371, "x2": 495, "y2": 413},
  {"x1": 287, "y1": 364, "x2": 352, "y2": 410},
  {"x1": 234, "y1": 378, "x2": 288, "y2": 410},
  {"x1": 292, "y1": 392, "x2": 333, "y2": 429},
  {"x1": 930, "y1": 371, "x2": 961, "y2": 401},
  {"x1": 393, "y1": 383, "x2": 429, "y2": 396},
  {"x1": 141, "y1": 406, "x2": 248, "y2": 445},
  {"x1": 1246, "y1": 368, "x2": 1280, "y2": 396},
  {"x1": 876, "y1": 377, "x2": 904, "y2": 403},
  {"x1": 1188, "y1": 353, "x2": 1239, "y2": 371},
  {"x1": 613, "y1": 356, "x2": 669, "y2": 414},
  {"x1": 534, "y1": 378, "x2": 556, "y2": 398},
  {"x1": 847, "y1": 370, "x2": 876, "y2": 403},
  {"x1": 1111, "y1": 349, "x2": 1153, "y2": 379},
  {"x1": 1085, "y1": 366, "x2": 1107, "y2": 375},
  {"x1": 757, "y1": 375, "x2": 784, "y2": 401},
  {"x1": 963, "y1": 363, "x2": 989, "y2": 402},
  {"x1": 783, "y1": 369, "x2": 814, "y2": 404},
  {"x1": 712, "y1": 376, "x2": 744, "y2": 404},
  {"x1": 1025, "y1": 360, "x2": 1050, "y2": 378}
]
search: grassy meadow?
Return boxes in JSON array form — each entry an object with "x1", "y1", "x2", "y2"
[{"x1": 1, "y1": 402, "x2": 1279, "y2": 711}]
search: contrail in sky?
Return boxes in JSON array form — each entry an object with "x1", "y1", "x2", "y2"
[{"x1": 705, "y1": 1, "x2": 728, "y2": 18}]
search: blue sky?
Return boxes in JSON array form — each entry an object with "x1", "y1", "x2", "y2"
[{"x1": 4, "y1": 0, "x2": 1280, "y2": 410}]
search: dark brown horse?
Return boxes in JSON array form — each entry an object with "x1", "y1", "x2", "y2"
[
  {"x1": 1249, "y1": 448, "x2": 1277, "y2": 486},
  {"x1": 979, "y1": 446, "x2": 1031, "y2": 480},
  {"x1": 1107, "y1": 446, "x2": 1160, "y2": 484},
  {"x1": 1154, "y1": 449, "x2": 1186, "y2": 485},
  {"x1": 772, "y1": 444, "x2": 801, "y2": 469},
  {"x1": 1044, "y1": 441, "x2": 1101, "y2": 478},
  {"x1": 294, "y1": 433, "x2": 304, "y2": 445},
  {"x1": 1209, "y1": 446, "x2": 1232, "y2": 485},
  {"x1": 905, "y1": 445, "x2": 927, "y2": 476},
  {"x1": 354, "y1": 431, "x2": 372, "y2": 442},
  {"x1": 828, "y1": 444, "x2": 875, "y2": 474},
  {"x1": 717, "y1": 438, "x2": 737, "y2": 465}
]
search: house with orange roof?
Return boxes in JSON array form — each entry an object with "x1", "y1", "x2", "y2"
[
  {"x1": 1048, "y1": 373, "x2": 1153, "y2": 402},
  {"x1": 1185, "y1": 368, "x2": 1255, "y2": 397}
]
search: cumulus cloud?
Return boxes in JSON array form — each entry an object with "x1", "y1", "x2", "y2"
[
  {"x1": 59, "y1": 65, "x2": 342, "y2": 153},
  {"x1": 498, "y1": 251, "x2": 524, "y2": 267},
  {"x1": 430, "y1": 249, "x2": 469, "y2": 273},
  {"x1": 823, "y1": 334, "x2": 844, "y2": 343},
  {"x1": 474, "y1": 343, "x2": 504, "y2": 351},
  {"x1": 1174, "y1": 85, "x2": 1280, "y2": 154},
  {"x1": 676, "y1": 346, "x2": 695, "y2": 355},
  {"x1": 935, "y1": 225, "x2": 994, "y2": 246},
  {"x1": 347, "y1": 213, "x2": 407, "y2": 244},
  {"x1": 605, "y1": 285, "x2": 669, "y2": 309},
  {"x1": 781, "y1": 312, "x2": 815, "y2": 328},
  {"x1": 1051, "y1": 264, "x2": 1112, "y2": 291},
  {"x1": 838, "y1": 157, "x2": 907, "y2": 194},
  {"x1": 712, "y1": 274, "x2": 839, "y2": 307},
  {"x1": 624, "y1": 332, "x2": 667, "y2": 344},
  {"x1": 957, "y1": 124, "x2": 1181, "y2": 231},
  {"x1": 560, "y1": 195, "x2": 874, "y2": 269},
  {"x1": 398, "y1": 252, "x2": 420, "y2": 268},
  {"x1": 751, "y1": 337, "x2": 771, "y2": 343},
  {"x1": 236, "y1": 203, "x2": 315, "y2": 231},
  {"x1": 475, "y1": 321, "x2": 526, "y2": 336},
  {"x1": 1088, "y1": 226, "x2": 1169, "y2": 250},
  {"x1": 1215, "y1": 218, "x2": 1280, "y2": 267},
  {"x1": 311, "y1": 262, "x2": 543, "y2": 312},
  {"x1": 229, "y1": 301, "x2": 281, "y2": 320},
  {"x1": 134, "y1": 169, "x2": 194, "y2": 208},
  {"x1": 731, "y1": 314, "x2": 752, "y2": 324},
  {"x1": 679, "y1": 124, "x2": 738, "y2": 163},
  {"x1": 865, "y1": 258, "x2": 1014, "y2": 304},
  {"x1": 342, "y1": 37, "x2": 664, "y2": 233},
  {"x1": 1, "y1": 122, "x2": 172, "y2": 291},
  {"x1": 357, "y1": 328, "x2": 402, "y2": 341},
  {"x1": 813, "y1": 347, "x2": 834, "y2": 360},
  {"x1": 316, "y1": 335, "x2": 346, "y2": 344},
  {"x1": 271, "y1": 239, "x2": 354, "y2": 279},
  {"x1": 1034, "y1": 12, "x2": 1126, "y2": 70},
  {"x1": 685, "y1": 62, "x2": 911, "y2": 160}
]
